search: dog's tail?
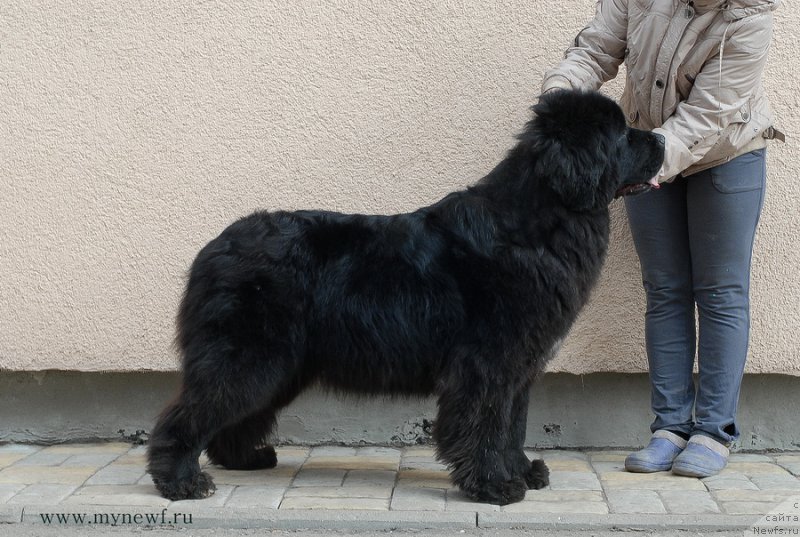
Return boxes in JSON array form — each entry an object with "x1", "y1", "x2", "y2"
[
  {"x1": 174, "y1": 212, "x2": 280, "y2": 363},
  {"x1": 174, "y1": 233, "x2": 241, "y2": 363},
  {"x1": 174, "y1": 212, "x2": 295, "y2": 367}
]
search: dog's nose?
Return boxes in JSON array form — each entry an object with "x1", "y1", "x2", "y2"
[{"x1": 653, "y1": 133, "x2": 666, "y2": 147}]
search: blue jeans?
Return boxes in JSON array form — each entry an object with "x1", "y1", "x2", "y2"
[{"x1": 624, "y1": 149, "x2": 766, "y2": 445}]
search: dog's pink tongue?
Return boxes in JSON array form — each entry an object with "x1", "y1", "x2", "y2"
[{"x1": 648, "y1": 177, "x2": 661, "y2": 189}]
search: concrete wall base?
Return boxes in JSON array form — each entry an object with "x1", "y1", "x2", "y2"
[{"x1": 1, "y1": 371, "x2": 797, "y2": 450}]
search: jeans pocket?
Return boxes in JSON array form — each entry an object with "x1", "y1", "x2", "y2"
[{"x1": 710, "y1": 149, "x2": 766, "y2": 194}]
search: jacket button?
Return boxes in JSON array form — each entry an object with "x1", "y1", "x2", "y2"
[
  {"x1": 655, "y1": 80, "x2": 665, "y2": 89},
  {"x1": 686, "y1": 7, "x2": 694, "y2": 18}
]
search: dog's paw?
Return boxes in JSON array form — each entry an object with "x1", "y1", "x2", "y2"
[
  {"x1": 250, "y1": 446, "x2": 278, "y2": 469},
  {"x1": 208, "y1": 445, "x2": 278, "y2": 470},
  {"x1": 525, "y1": 459, "x2": 550, "y2": 489},
  {"x1": 470, "y1": 477, "x2": 527, "y2": 505},
  {"x1": 153, "y1": 471, "x2": 217, "y2": 501}
]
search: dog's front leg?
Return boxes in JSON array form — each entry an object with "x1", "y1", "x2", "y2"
[
  {"x1": 433, "y1": 357, "x2": 527, "y2": 505},
  {"x1": 508, "y1": 385, "x2": 549, "y2": 490}
]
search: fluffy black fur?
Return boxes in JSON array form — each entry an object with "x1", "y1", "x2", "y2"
[{"x1": 147, "y1": 90, "x2": 664, "y2": 505}]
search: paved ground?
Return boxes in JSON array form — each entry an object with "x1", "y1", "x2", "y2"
[
  {"x1": 0, "y1": 527, "x2": 759, "y2": 537},
  {"x1": 1, "y1": 443, "x2": 799, "y2": 532}
]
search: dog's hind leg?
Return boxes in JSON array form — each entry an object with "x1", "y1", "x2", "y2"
[
  {"x1": 147, "y1": 228, "x2": 308, "y2": 500},
  {"x1": 147, "y1": 345, "x2": 287, "y2": 500},
  {"x1": 147, "y1": 392, "x2": 219, "y2": 501},
  {"x1": 204, "y1": 409, "x2": 278, "y2": 470},
  {"x1": 205, "y1": 381, "x2": 305, "y2": 471},
  {"x1": 434, "y1": 356, "x2": 527, "y2": 505}
]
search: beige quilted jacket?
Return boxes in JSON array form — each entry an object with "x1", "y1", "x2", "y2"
[{"x1": 542, "y1": 0, "x2": 781, "y2": 181}]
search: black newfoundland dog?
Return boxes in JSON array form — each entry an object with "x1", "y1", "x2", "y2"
[{"x1": 148, "y1": 90, "x2": 664, "y2": 505}]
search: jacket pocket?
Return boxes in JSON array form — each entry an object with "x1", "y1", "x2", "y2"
[
  {"x1": 710, "y1": 149, "x2": 766, "y2": 194},
  {"x1": 705, "y1": 100, "x2": 754, "y2": 163},
  {"x1": 619, "y1": 86, "x2": 640, "y2": 125},
  {"x1": 675, "y1": 67, "x2": 697, "y2": 101}
]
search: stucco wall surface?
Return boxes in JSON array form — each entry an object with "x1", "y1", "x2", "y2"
[{"x1": 1, "y1": 1, "x2": 798, "y2": 373}]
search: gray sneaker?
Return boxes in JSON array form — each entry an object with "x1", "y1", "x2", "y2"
[{"x1": 625, "y1": 430, "x2": 688, "y2": 473}]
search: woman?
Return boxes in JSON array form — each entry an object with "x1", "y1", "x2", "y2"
[{"x1": 542, "y1": 0, "x2": 783, "y2": 477}]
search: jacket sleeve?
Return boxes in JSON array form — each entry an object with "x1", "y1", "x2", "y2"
[
  {"x1": 541, "y1": 0, "x2": 629, "y2": 93},
  {"x1": 652, "y1": 13, "x2": 774, "y2": 181}
]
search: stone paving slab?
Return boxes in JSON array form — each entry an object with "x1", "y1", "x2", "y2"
[
  {"x1": 283, "y1": 485, "x2": 393, "y2": 499},
  {"x1": 0, "y1": 505, "x2": 23, "y2": 524},
  {"x1": 6, "y1": 484, "x2": 78, "y2": 505},
  {"x1": 0, "y1": 450, "x2": 40, "y2": 469},
  {"x1": 224, "y1": 485, "x2": 285, "y2": 509},
  {"x1": 11, "y1": 451, "x2": 73, "y2": 467},
  {"x1": 390, "y1": 486, "x2": 447, "y2": 511},
  {"x1": 588, "y1": 450, "x2": 628, "y2": 462},
  {"x1": 291, "y1": 468, "x2": 347, "y2": 487},
  {"x1": 749, "y1": 473, "x2": 800, "y2": 490},
  {"x1": 548, "y1": 470, "x2": 603, "y2": 490},
  {"x1": 702, "y1": 473, "x2": 759, "y2": 491},
  {"x1": 84, "y1": 464, "x2": 147, "y2": 485},
  {"x1": 0, "y1": 442, "x2": 798, "y2": 531},
  {"x1": 718, "y1": 501, "x2": 779, "y2": 515},
  {"x1": 658, "y1": 490, "x2": 721, "y2": 514},
  {"x1": 61, "y1": 484, "x2": 171, "y2": 507},
  {"x1": 205, "y1": 467, "x2": 295, "y2": 487},
  {"x1": 726, "y1": 461, "x2": 794, "y2": 475},
  {"x1": 605, "y1": 489, "x2": 666, "y2": 514},
  {"x1": 0, "y1": 465, "x2": 98, "y2": 485},
  {"x1": 343, "y1": 469, "x2": 397, "y2": 487},
  {"x1": 777, "y1": 461, "x2": 800, "y2": 476},
  {"x1": 0, "y1": 445, "x2": 41, "y2": 455},
  {"x1": 0, "y1": 484, "x2": 25, "y2": 503}
]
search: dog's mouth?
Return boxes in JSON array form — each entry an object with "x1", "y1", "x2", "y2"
[
  {"x1": 614, "y1": 183, "x2": 652, "y2": 198},
  {"x1": 614, "y1": 178, "x2": 660, "y2": 199}
]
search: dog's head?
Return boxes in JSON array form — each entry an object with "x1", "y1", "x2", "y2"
[{"x1": 521, "y1": 90, "x2": 665, "y2": 211}]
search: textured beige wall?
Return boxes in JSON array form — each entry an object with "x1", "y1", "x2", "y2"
[{"x1": 1, "y1": 1, "x2": 798, "y2": 373}]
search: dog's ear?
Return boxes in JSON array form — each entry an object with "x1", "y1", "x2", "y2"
[{"x1": 532, "y1": 136, "x2": 604, "y2": 211}]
